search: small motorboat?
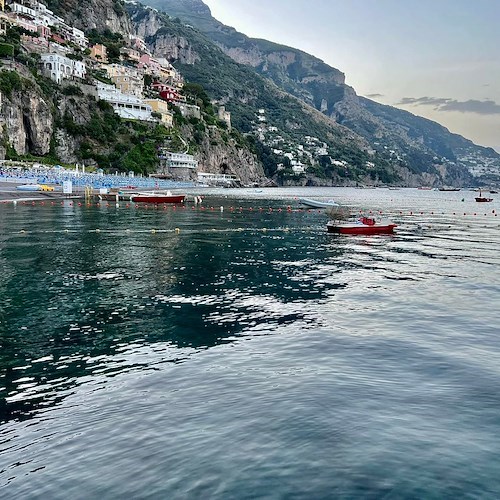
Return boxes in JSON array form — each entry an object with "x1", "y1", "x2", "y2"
[
  {"x1": 475, "y1": 190, "x2": 493, "y2": 202},
  {"x1": 16, "y1": 184, "x2": 41, "y2": 191},
  {"x1": 130, "y1": 192, "x2": 185, "y2": 204},
  {"x1": 327, "y1": 216, "x2": 397, "y2": 235},
  {"x1": 299, "y1": 198, "x2": 338, "y2": 208}
]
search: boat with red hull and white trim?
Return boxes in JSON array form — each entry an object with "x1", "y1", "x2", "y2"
[
  {"x1": 130, "y1": 191, "x2": 185, "y2": 204},
  {"x1": 327, "y1": 216, "x2": 397, "y2": 235}
]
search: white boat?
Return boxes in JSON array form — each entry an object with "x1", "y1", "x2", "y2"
[
  {"x1": 299, "y1": 198, "x2": 338, "y2": 208},
  {"x1": 16, "y1": 184, "x2": 41, "y2": 191}
]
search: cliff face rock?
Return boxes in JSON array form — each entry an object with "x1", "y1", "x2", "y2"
[
  {"x1": 129, "y1": 7, "x2": 163, "y2": 39},
  {"x1": 149, "y1": 34, "x2": 200, "y2": 65},
  {"x1": 219, "y1": 43, "x2": 345, "y2": 85},
  {"x1": 197, "y1": 140, "x2": 265, "y2": 185},
  {"x1": 0, "y1": 90, "x2": 53, "y2": 156},
  {"x1": 54, "y1": 129, "x2": 80, "y2": 164},
  {"x1": 1, "y1": 82, "x2": 106, "y2": 164},
  {"x1": 57, "y1": 0, "x2": 131, "y2": 34},
  {"x1": 130, "y1": 8, "x2": 200, "y2": 65},
  {"x1": 176, "y1": 125, "x2": 266, "y2": 185}
]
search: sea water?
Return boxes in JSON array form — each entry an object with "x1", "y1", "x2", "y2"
[{"x1": 1, "y1": 187, "x2": 500, "y2": 498}]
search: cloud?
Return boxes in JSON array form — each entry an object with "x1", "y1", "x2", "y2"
[
  {"x1": 397, "y1": 96, "x2": 500, "y2": 115},
  {"x1": 366, "y1": 93, "x2": 384, "y2": 98}
]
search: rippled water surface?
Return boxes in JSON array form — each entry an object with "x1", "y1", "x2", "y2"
[{"x1": 1, "y1": 187, "x2": 500, "y2": 498}]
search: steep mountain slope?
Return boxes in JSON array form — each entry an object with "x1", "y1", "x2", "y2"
[
  {"x1": 128, "y1": 3, "x2": 403, "y2": 186},
  {"x1": 145, "y1": 0, "x2": 500, "y2": 185}
]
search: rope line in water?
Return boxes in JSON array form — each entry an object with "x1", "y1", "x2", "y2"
[
  {"x1": 12, "y1": 227, "x2": 303, "y2": 235},
  {"x1": 1, "y1": 200, "x2": 497, "y2": 217}
]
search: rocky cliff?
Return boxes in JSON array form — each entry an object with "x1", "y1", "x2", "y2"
[
  {"x1": 0, "y1": 65, "x2": 53, "y2": 158},
  {"x1": 194, "y1": 129, "x2": 266, "y2": 185},
  {"x1": 48, "y1": 0, "x2": 131, "y2": 34},
  {"x1": 131, "y1": 8, "x2": 200, "y2": 65}
]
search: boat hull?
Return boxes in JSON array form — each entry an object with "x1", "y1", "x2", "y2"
[
  {"x1": 16, "y1": 184, "x2": 41, "y2": 192},
  {"x1": 475, "y1": 197, "x2": 493, "y2": 202},
  {"x1": 130, "y1": 195, "x2": 185, "y2": 204},
  {"x1": 327, "y1": 222, "x2": 397, "y2": 235},
  {"x1": 299, "y1": 198, "x2": 338, "y2": 208}
]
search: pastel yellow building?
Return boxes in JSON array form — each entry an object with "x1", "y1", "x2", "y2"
[
  {"x1": 144, "y1": 99, "x2": 174, "y2": 127},
  {"x1": 103, "y1": 64, "x2": 144, "y2": 97}
]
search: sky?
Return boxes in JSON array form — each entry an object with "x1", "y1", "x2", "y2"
[{"x1": 203, "y1": 0, "x2": 500, "y2": 152}]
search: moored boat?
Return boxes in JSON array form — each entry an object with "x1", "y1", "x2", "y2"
[
  {"x1": 327, "y1": 216, "x2": 397, "y2": 235},
  {"x1": 299, "y1": 198, "x2": 338, "y2": 208},
  {"x1": 475, "y1": 190, "x2": 493, "y2": 202},
  {"x1": 130, "y1": 192, "x2": 185, "y2": 204},
  {"x1": 16, "y1": 184, "x2": 42, "y2": 191}
]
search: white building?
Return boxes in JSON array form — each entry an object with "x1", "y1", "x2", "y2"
[
  {"x1": 9, "y1": 2, "x2": 36, "y2": 18},
  {"x1": 176, "y1": 103, "x2": 201, "y2": 119},
  {"x1": 159, "y1": 151, "x2": 198, "y2": 169},
  {"x1": 31, "y1": 1, "x2": 65, "y2": 29},
  {"x1": 40, "y1": 53, "x2": 86, "y2": 83},
  {"x1": 197, "y1": 172, "x2": 239, "y2": 186},
  {"x1": 95, "y1": 82, "x2": 153, "y2": 121},
  {"x1": 291, "y1": 161, "x2": 305, "y2": 174},
  {"x1": 70, "y1": 26, "x2": 88, "y2": 48}
]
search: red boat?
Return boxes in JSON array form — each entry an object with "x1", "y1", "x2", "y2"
[
  {"x1": 327, "y1": 216, "x2": 397, "y2": 235},
  {"x1": 131, "y1": 192, "x2": 185, "y2": 204}
]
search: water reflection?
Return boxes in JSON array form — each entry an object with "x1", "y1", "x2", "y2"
[
  {"x1": 1, "y1": 194, "x2": 499, "y2": 424},
  {"x1": 0, "y1": 201, "x2": 346, "y2": 422}
]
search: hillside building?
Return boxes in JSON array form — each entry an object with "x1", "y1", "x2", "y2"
[
  {"x1": 95, "y1": 82, "x2": 153, "y2": 121},
  {"x1": 40, "y1": 52, "x2": 86, "y2": 83},
  {"x1": 218, "y1": 106, "x2": 231, "y2": 129},
  {"x1": 90, "y1": 44, "x2": 107, "y2": 63},
  {"x1": 143, "y1": 99, "x2": 173, "y2": 127},
  {"x1": 104, "y1": 64, "x2": 144, "y2": 97}
]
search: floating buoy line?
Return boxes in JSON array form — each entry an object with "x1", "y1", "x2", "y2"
[
  {"x1": 0, "y1": 199, "x2": 497, "y2": 220},
  {"x1": 14, "y1": 227, "x2": 301, "y2": 236}
]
